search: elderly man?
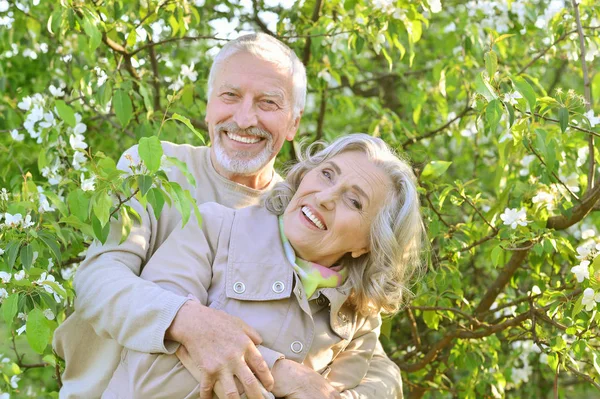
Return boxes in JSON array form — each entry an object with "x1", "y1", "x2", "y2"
[{"x1": 53, "y1": 33, "x2": 403, "y2": 399}]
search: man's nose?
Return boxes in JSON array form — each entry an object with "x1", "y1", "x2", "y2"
[{"x1": 233, "y1": 97, "x2": 258, "y2": 130}]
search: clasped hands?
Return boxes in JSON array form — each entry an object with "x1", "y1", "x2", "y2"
[{"x1": 168, "y1": 301, "x2": 340, "y2": 399}]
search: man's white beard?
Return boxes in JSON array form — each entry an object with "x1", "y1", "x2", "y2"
[{"x1": 212, "y1": 122, "x2": 275, "y2": 176}]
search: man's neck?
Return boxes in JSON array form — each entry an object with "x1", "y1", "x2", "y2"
[{"x1": 210, "y1": 152, "x2": 275, "y2": 190}]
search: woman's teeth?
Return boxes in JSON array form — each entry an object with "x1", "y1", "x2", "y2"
[
  {"x1": 301, "y1": 206, "x2": 325, "y2": 230},
  {"x1": 227, "y1": 132, "x2": 260, "y2": 144}
]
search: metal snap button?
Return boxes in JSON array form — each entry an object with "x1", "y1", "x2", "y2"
[
  {"x1": 290, "y1": 341, "x2": 303, "y2": 353},
  {"x1": 272, "y1": 281, "x2": 285, "y2": 293},
  {"x1": 233, "y1": 281, "x2": 246, "y2": 294},
  {"x1": 316, "y1": 296, "x2": 327, "y2": 306}
]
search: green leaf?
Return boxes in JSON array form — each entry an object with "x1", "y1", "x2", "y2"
[
  {"x1": 380, "y1": 317, "x2": 392, "y2": 339},
  {"x1": 493, "y1": 33, "x2": 515, "y2": 44},
  {"x1": 138, "y1": 136, "x2": 163, "y2": 173},
  {"x1": 137, "y1": 175, "x2": 154, "y2": 196},
  {"x1": 513, "y1": 77, "x2": 536, "y2": 110},
  {"x1": 126, "y1": 28, "x2": 137, "y2": 48},
  {"x1": 170, "y1": 113, "x2": 205, "y2": 144},
  {"x1": 593, "y1": 353, "x2": 600, "y2": 380},
  {"x1": 20, "y1": 244, "x2": 33, "y2": 270},
  {"x1": 167, "y1": 182, "x2": 191, "y2": 226},
  {"x1": 423, "y1": 310, "x2": 440, "y2": 330},
  {"x1": 68, "y1": 189, "x2": 90, "y2": 222},
  {"x1": 572, "y1": 296, "x2": 584, "y2": 317},
  {"x1": 558, "y1": 107, "x2": 569, "y2": 133},
  {"x1": 38, "y1": 231, "x2": 62, "y2": 264},
  {"x1": 119, "y1": 206, "x2": 132, "y2": 244},
  {"x1": 91, "y1": 214, "x2": 111, "y2": 244},
  {"x1": 484, "y1": 51, "x2": 498, "y2": 79},
  {"x1": 165, "y1": 156, "x2": 196, "y2": 187},
  {"x1": 114, "y1": 89, "x2": 133, "y2": 127},
  {"x1": 81, "y1": 13, "x2": 101, "y2": 51},
  {"x1": 474, "y1": 73, "x2": 497, "y2": 101},
  {"x1": 92, "y1": 191, "x2": 113, "y2": 227},
  {"x1": 491, "y1": 245, "x2": 503, "y2": 267},
  {"x1": 55, "y1": 100, "x2": 76, "y2": 127},
  {"x1": 2, "y1": 293, "x2": 20, "y2": 326},
  {"x1": 44, "y1": 190, "x2": 69, "y2": 216},
  {"x1": 48, "y1": 8, "x2": 63, "y2": 35},
  {"x1": 5, "y1": 241, "x2": 20, "y2": 269},
  {"x1": 421, "y1": 161, "x2": 452, "y2": 180},
  {"x1": 147, "y1": 187, "x2": 166, "y2": 221},
  {"x1": 486, "y1": 99, "x2": 502, "y2": 132},
  {"x1": 26, "y1": 308, "x2": 52, "y2": 354}
]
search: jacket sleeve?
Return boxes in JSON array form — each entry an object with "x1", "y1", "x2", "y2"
[
  {"x1": 339, "y1": 340, "x2": 403, "y2": 399},
  {"x1": 331, "y1": 313, "x2": 403, "y2": 399},
  {"x1": 73, "y1": 144, "x2": 190, "y2": 354}
]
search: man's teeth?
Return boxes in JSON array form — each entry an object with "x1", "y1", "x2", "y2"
[
  {"x1": 227, "y1": 132, "x2": 260, "y2": 144},
  {"x1": 301, "y1": 206, "x2": 325, "y2": 230}
]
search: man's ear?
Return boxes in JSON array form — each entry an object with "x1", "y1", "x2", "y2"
[
  {"x1": 286, "y1": 111, "x2": 303, "y2": 141},
  {"x1": 351, "y1": 247, "x2": 369, "y2": 258}
]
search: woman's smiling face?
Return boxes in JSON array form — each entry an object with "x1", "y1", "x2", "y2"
[{"x1": 283, "y1": 151, "x2": 392, "y2": 267}]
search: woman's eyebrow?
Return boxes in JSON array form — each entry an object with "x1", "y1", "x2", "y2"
[{"x1": 324, "y1": 161, "x2": 370, "y2": 203}]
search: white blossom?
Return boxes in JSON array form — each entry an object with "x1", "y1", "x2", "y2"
[
  {"x1": 0, "y1": 188, "x2": 8, "y2": 201},
  {"x1": 47, "y1": 257, "x2": 54, "y2": 270},
  {"x1": 43, "y1": 309, "x2": 55, "y2": 320},
  {"x1": 17, "y1": 96, "x2": 33, "y2": 111},
  {"x1": 4, "y1": 213, "x2": 23, "y2": 227},
  {"x1": 61, "y1": 54, "x2": 72, "y2": 63},
  {"x1": 0, "y1": 271, "x2": 11, "y2": 284},
  {"x1": 10, "y1": 374, "x2": 20, "y2": 389},
  {"x1": 582, "y1": 288, "x2": 600, "y2": 311},
  {"x1": 180, "y1": 62, "x2": 198, "y2": 82},
  {"x1": 503, "y1": 91, "x2": 523, "y2": 106},
  {"x1": 36, "y1": 272, "x2": 64, "y2": 302},
  {"x1": 0, "y1": 0, "x2": 9, "y2": 12},
  {"x1": 136, "y1": 26, "x2": 147, "y2": 43},
  {"x1": 73, "y1": 113, "x2": 87, "y2": 135},
  {"x1": 81, "y1": 174, "x2": 96, "y2": 191},
  {"x1": 49, "y1": 84, "x2": 65, "y2": 97},
  {"x1": 70, "y1": 134, "x2": 87, "y2": 150},
  {"x1": 40, "y1": 42, "x2": 48, "y2": 53},
  {"x1": 532, "y1": 189, "x2": 556, "y2": 211},
  {"x1": 500, "y1": 207, "x2": 530, "y2": 229},
  {"x1": 0, "y1": 288, "x2": 8, "y2": 303},
  {"x1": 0, "y1": 247, "x2": 4, "y2": 256},
  {"x1": 10, "y1": 129, "x2": 24, "y2": 141},
  {"x1": 22, "y1": 214, "x2": 34, "y2": 228},
  {"x1": 427, "y1": 0, "x2": 442, "y2": 13},
  {"x1": 72, "y1": 151, "x2": 87, "y2": 171},
  {"x1": 168, "y1": 77, "x2": 185, "y2": 92},
  {"x1": 16, "y1": 324, "x2": 26, "y2": 335},
  {"x1": 39, "y1": 111, "x2": 56, "y2": 129},
  {"x1": 570, "y1": 260, "x2": 590, "y2": 283},
  {"x1": 13, "y1": 270, "x2": 25, "y2": 281},
  {"x1": 559, "y1": 172, "x2": 580, "y2": 193},
  {"x1": 576, "y1": 241, "x2": 595, "y2": 260},
  {"x1": 0, "y1": 15, "x2": 14, "y2": 28},
  {"x1": 584, "y1": 110, "x2": 600, "y2": 128},
  {"x1": 531, "y1": 285, "x2": 541, "y2": 295},
  {"x1": 519, "y1": 155, "x2": 536, "y2": 176}
]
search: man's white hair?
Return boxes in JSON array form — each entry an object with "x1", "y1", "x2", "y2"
[{"x1": 207, "y1": 33, "x2": 307, "y2": 118}]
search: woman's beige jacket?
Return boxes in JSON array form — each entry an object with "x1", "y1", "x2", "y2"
[{"x1": 103, "y1": 202, "x2": 381, "y2": 398}]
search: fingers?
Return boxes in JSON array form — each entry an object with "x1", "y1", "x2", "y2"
[
  {"x1": 214, "y1": 373, "x2": 241, "y2": 399},
  {"x1": 241, "y1": 322, "x2": 263, "y2": 345},
  {"x1": 198, "y1": 373, "x2": 216, "y2": 399},
  {"x1": 235, "y1": 365, "x2": 263, "y2": 399},
  {"x1": 245, "y1": 345, "x2": 274, "y2": 391}
]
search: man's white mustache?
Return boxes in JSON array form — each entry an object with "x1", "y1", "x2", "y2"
[{"x1": 215, "y1": 122, "x2": 271, "y2": 140}]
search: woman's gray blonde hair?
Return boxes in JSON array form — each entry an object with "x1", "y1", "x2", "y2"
[{"x1": 264, "y1": 134, "x2": 424, "y2": 314}]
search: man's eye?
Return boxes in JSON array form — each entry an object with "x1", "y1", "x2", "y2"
[{"x1": 223, "y1": 92, "x2": 236, "y2": 97}]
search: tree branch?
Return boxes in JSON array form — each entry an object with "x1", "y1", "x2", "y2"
[
  {"x1": 315, "y1": 88, "x2": 327, "y2": 141},
  {"x1": 547, "y1": 181, "x2": 600, "y2": 230},
  {"x1": 130, "y1": 35, "x2": 228, "y2": 56},
  {"x1": 402, "y1": 106, "x2": 474, "y2": 148},
  {"x1": 301, "y1": 0, "x2": 323, "y2": 66},
  {"x1": 516, "y1": 108, "x2": 600, "y2": 138},
  {"x1": 526, "y1": 141, "x2": 580, "y2": 201}
]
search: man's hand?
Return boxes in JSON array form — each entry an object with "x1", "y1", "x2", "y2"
[
  {"x1": 168, "y1": 300, "x2": 274, "y2": 399},
  {"x1": 271, "y1": 359, "x2": 341, "y2": 399}
]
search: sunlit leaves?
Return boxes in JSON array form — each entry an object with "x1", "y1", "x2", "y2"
[
  {"x1": 114, "y1": 89, "x2": 133, "y2": 127},
  {"x1": 138, "y1": 136, "x2": 163, "y2": 173}
]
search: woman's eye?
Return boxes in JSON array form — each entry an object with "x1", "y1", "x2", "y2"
[
  {"x1": 322, "y1": 169, "x2": 332, "y2": 179},
  {"x1": 351, "y1": 199, "x2": 362, "y2": 210}
]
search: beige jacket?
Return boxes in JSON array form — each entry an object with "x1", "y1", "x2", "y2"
[
  {"x1": 103, "y1": 203, "x2": 381, "y2": 398},
  {"x1": 53, "y1": 142, "x2": 403, "y2": 399}
]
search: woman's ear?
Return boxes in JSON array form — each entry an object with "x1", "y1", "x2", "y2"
[{"x1": 351, "y1": 248, "x2": 369, "y2": 258}]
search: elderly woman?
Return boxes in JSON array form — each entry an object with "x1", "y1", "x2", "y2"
[{"x1": 102, "y1": 134, "x2": 424, "y2": 399}]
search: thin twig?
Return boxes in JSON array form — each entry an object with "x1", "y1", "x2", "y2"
[
  {"x1": 402, "y1": 106, "x2": 474, "y2": 148},
  {"x1": 109, "y1": 189, "x2": 140, "y2": 220},
  {"x1": 526, "y1": 141, "x2": 580, "y2": 201},
  {"x1": 572, "y1": 1, "x2": 595, "y2": 190},
  {"x1": 516, "y1": 108, "x2": 600, "y2": 138}
]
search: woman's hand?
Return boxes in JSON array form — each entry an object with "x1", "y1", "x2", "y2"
[
  {"x1": 271, "y1": 359, "x2": 341, "y2": 399},
  {"x1": 169, "y1": 300, "x2": 273, "y2": 399}
]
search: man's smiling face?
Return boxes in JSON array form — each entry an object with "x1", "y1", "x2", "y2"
[{"x1": 206, "y1": 51, "x2": 300, "y2": 183}]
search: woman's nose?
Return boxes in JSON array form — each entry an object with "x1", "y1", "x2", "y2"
[{"x1": 315, "y1": 188, "x2": 337, "y2": 210}]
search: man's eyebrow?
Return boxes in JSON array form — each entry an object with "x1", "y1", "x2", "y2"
[
  {"x1": 219, "y1": 84, "x2": 240, "y2": 91},
  {"x1": 261, "y1": 90, "x2": 285, "y2": 101},
  {"x1": 324, "y1": 161, "x2": 370, "y2": 202}
]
